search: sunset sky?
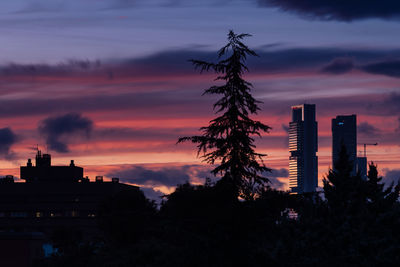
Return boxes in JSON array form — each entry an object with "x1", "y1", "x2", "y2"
[{"x1": 1, "y1": 0, "x2": 400, "y2": 199}]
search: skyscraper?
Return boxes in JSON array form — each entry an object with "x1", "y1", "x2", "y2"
[
  {"x1": 289, "y1": 104, "x2": 318, "y2": 194},
  {"x1": 332, "y1": 115, "x2": 357, "y2": 175},
  {"x1": 356, "y1": 156, "x2": 367, "y2": 180}
]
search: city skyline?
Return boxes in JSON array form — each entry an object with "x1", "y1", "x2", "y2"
[{"x1": 0, "y1": 1, "x2": 400, "y2": 198}]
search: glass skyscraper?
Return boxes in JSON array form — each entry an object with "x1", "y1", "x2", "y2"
[
  {"x1": 289, "y1": 104, "x2": 318, "y2": 194},
  {"x1": 332, "y1": 115, "x2": 357, "y2": 175}
]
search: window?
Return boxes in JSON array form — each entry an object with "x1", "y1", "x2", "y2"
[{"x1": 10, "y1": 212, "x2": 28, "y2": 218}]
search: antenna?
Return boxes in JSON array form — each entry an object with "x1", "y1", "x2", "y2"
[{"x1": 357, "y1": 143, "x2": 378, "y2": 158}]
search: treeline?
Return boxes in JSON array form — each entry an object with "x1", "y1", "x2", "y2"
[
  {"x1": 36, "y1": 31, "x2": 400, "y2": 266},
  {"x1": 36, "y1": 150, "x2": 400, "y2": 266}
]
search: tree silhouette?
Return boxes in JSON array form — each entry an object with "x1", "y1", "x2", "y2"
[
  {"x1": 366, "y1": 162, "x2": 400, "y2": 213},
  {"x1": 178, "y1": 31, "x2": 271, "y2": 200},
  {"x1": 323, "y1": 144, "x2": 367, "y2": 214}
]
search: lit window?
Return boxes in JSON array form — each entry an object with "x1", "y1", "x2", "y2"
[{"x1": 35, "y1": 212, "x2": 43, "y2": 218}]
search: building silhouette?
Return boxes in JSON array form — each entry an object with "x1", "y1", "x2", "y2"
[
  {"x1": 332, "y1": 115, "x2": 357, "y2": 175},
  {"x1": 0, "y1": 151, "x2": 139, "y2": 239},
  {"x1": 356, "y1": 156, "x2": 367, "y2": 180},
  {"x1": 289, "y1": 104, "x2": 318, "y2": 194}
]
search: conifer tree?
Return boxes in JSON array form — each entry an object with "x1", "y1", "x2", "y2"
[
  {"x1": 178, "y1": 31, "x2": 271, "y2": 200},
  {"x1": 323, "y1": 145, "x2": 366, "y2": 213},
  {"x1": 366, "y1": 162, "x2": 399, "y2": 213}
]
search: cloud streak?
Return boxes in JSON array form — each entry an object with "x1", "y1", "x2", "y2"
[
  {"x1": 358, "y1": 122, "x2": 381, "y2": 137},
  {"x1": 320, "y1": 57, "x2": 354, "y2": 74},
  {"x1": 257, "y1": 0, "x2": 400, "y2": 21},
  {"x1": 2, "y1": 47, "x2": 400, "y2": 80},
  {"x1": 361, "y1": 60, "x2": 400, "y2": 78}
]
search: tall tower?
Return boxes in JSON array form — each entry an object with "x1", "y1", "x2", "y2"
[
  {"x1": 289, "y1": 104, "x2": 318, "y2": 194},
  {"x1": 332, "y1": 115, "x2": 357, "y2": 175}
]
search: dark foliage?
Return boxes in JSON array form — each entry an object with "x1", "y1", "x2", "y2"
[
  {"x1": 178, "y1": 31, "x2": 271, "y2": 200},
  {"x1": 36, "y1": 33, "x2": 400, "y2": 267},
  {"x1": 97, "y1": 188, "x2": 158, "y2": 245},
  {"x1": 323, "y1": 145, "x2": 368, "y2": 215}
]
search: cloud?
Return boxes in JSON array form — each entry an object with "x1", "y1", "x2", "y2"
[
  {"x1": 0, "y1": 128, "x2": 18, "y2": 159},
  {"x1": 264, "y1": 168, "x2": 288, "y2": 189},
  {"x1": 268, "y1": 168, "x2": 289, "y2": 178},
  {"x1": 0, "y1": 60, "x2": 101, "y2": 78},
  {"x1": 383, "y1": 169, "x2": 400, "y2": 186},
  {"x1": 374, "y1": 92, "x2": 400, "y2": 115},
  {"x1": 110, "y1": 165, "x2": 206, "y2": 187},
  {"x1": 358, "y1": 122, "x2": 381, "y2": 137},
  {"x1": 257, "y1": 0, "x2": 400, "y2": 21},
  {"x1": 320, "y1": 57, "x2": 354, "y2": 74},
  {"x1": 94, "y1": 127, "x2": 190, "y2": 142},
  {"x1": 397, "y1": 117, "x2": 400, "y2": 133},
  {"x1": 110, "y1": 164, "x2": 286, "y2": 193},
  {"x1": 111, "y1": 164, "x2": 218, "y2": 187},
  {"x1": 281, "y1": 124, "x2": 289, "y2": 148},
  {"x1": 38, "y1": 113, "x2": 93, "y2": 153},
  {"x1": 1, "y1": 47, "x2": 400, "y2": 82},
  {"x1": 361, "y1": 60, "x2": 400, "y2": 78},
  {"x1": 140, "y1": 187, "x2": 165, "y2": 203},
  {"x1": 358, "y1": 92, "x2": 400, "y2": 118}
]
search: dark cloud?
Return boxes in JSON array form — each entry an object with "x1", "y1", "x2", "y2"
[
  {"x1": 110, "y1": 164, "x2": 286, "y2": 191},
  {"x1": 397, "y1": 117, "x2": 400, "y2": 133},
  {"x1": 0, "y1": 88, "x2": 211, "y2": 120},
  {"x1": 2, "y1": 47, "x2": 400, "y2": 80},
  {"x1": 257, "y1": 0, "x2": 400, "y2": 21},
  {"x1": 104, "y1": 48, "x2": 400, "y2": 79},
  {"x1": 111, "y1": 165, "x2": 193, "y2": 187},
  {"x1": 321, "y1": 57, "x2": 354, "y2": 74},
  {"x1": 383, "y1": 169, "x2": 400, "y2": 186},
  {"x1": 370, "y1": 92, "x2": 400, "y2": 116},
  {"x1": 250, "y1": 48, "x2": 389, "y2": 74},
  {"x1": 268, "y1": 168, "x2": 289, "y2": 178},
  {"x1": 94, "y1": 127, "x2": 190, "y2": 142},
  {"x1": 38, "y1": 113, "x2": 93, "y2": 153},
  {"x1": 311, "y1": 92, "x2": 399, "y2": 118},
  {"x1": 281, "y1": 124, "x2": 289, "y2": 148},
  {"x1": 113, "y1": 47, "x2": 400, "y2": 80},
  {"x1": 361, "y1": 60, "x2": 400, "y2": 78},
  {"x1": 264, "y1": 168, "x2": 287, "y2": 189},
  {"x1": 140, "y1": 187, "x2": 165, "y2": 203},
  {"x1": 0, "y1": 60, "x2": 101, "y2": 77},
  {"x1": 358, "y1": 122, "x2": 381, "y2": 137},
  {"x1": 0, "y1": 128, "x2": 18, "y2": 159}
]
